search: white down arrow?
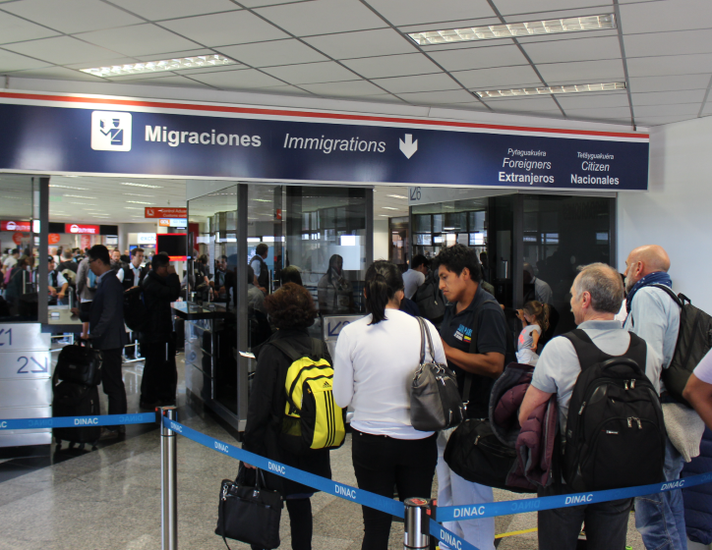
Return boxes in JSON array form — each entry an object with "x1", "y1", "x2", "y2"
[{"x1": 399, "y1": 134, "x2": 418, "y2": 159}]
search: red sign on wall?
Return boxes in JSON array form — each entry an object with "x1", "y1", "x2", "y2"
[
  {"x1": 145, "y1": 207, "x2": 187, "y2": 219},
  {"x1": 48, "y1": 233, "x2": 61, "y2": 244},
  {"x1": 1, "y1": 220, "x2": 32, "y2": 232},
  {"x1": 65, "y1": 224, "x2": 100, "y2": 235}
]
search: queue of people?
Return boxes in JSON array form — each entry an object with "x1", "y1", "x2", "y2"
[{"x1": 241, "y1": 242, "x2": 711, "y2": 550}]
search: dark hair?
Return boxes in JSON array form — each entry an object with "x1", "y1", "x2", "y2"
[
  {"x1": 88, "y1": 245, "x2": 110, "y2": 266},
  {"x1": 219, "y1": 254, "x2": 228, "y2": 262},
  {"x1": 431, "y1": 244, "x2": 481, "y2": 283},
  {"x1": 411, "y1": 254, "x2": 429, "y2": 270},
  {"x1": 131, "y1": 247, "x2": 144, "y2": 257},
  {"x1": 255, "y1": 243, "x2": 269, "y2": 256},
  {"x1": 246, "y1": 264, "x2": 255, "y2": 285},
  {"x1": 364, "y1": 260, "x2": 403, "y2": 325},
  {"x1": 264, "y1": 282, "x2": 317, "y2": 329},
  {"x1": 198, "y1": 254, "x2": 208, "y2": 264},
  {"x1": 281, "y1": 265, "x2": 303, "y2": 286},
  {"x1": 522, "y1": 300, "x2": 550, "y2": 333},
  {"x1": 152, "y1": 253, "x2": 170, "y2": 270}
]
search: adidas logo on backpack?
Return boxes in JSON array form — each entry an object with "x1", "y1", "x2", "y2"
[
  {"x1": 270, "y1": 338, "x2": 345, "y2": 454},
  {"x1": 562, "y1": 329, "x2": 667, "y2": 492}
]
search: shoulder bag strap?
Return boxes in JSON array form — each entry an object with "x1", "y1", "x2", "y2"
[{"x1": 416, "y1": 316, "x2": 427, "y2": 364}]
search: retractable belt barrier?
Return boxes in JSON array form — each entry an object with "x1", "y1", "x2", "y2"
[
  {"x1": 4, "y1": 411, "x2": 712, "y2": 550},
  {"x1": 0, "y1": 412, "x2": 157, "y2": 430}
]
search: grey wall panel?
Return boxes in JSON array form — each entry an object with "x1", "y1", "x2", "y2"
[
  {"x1": 0, "y1": 351, "x2": 52, "y2": 380},
  {"x1": 0, "y1": 379, "x2": 53, "y2": 408}
]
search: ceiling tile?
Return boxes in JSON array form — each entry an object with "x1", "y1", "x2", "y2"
[
  {"x1": 627, "y1": 53, "x2": 712, "y2": 78},
  {"x1": 108, "y1": 73, "x2": 204, "y2": 86},
  {"x1": 624, "y1": 29, "x2": 712, "y2": 58},
  {"x1": 7, "y1": 65, "x2": 105, "y2": 80},
  {"x1": 522, "y1": 36, "x2": 620, "y2": 64},
  {"x1": 159, "y1": 10, "x2": 288, "y2": 47},
  {"x1": 113, "y1": 0, "x2": 239, "y2": 21},
  {"x1": 239, "y1": 0, "x2": 308, "y2": 6},
  {"x1": 494, "y1": 0, "x2": 614, "y2": 16},
  {"x1": 619, "y1": 0, "x2": 712, "y2": 34},
  {"x1": 632, "y1": 89, "x2": 707, "y2": 106},
  {"x1": 254, "y1": 0, "x2": 386, "y2": 36},
  {"x1": 186, "y1": 68, "x2": 285, "y2": 90},
  {"x1": 636, "y1": 114, "x2": 700, "y2": 127},
  {"x1": 2, "y1": 36, "x2": 130, "y2": 65},
  {"x1": 0, "y1": 48, "x2": 52, "y2": 72},
  {"x1": 2, "y1": 0, "x2": 143, "y2": 34},
  {"x1": 516, "y1": 28, "x2": 619, "y2": 45},
  {"x1": 303, "y1": 28, "x2": 418, "y2": 59},
  {"x1": 175, "y1": 63, "x2": 246, "y2": 75},
  {"x1": 75, "y1": 24, "x2": 200, "y2": 57},
  {"x1": 701, "y1": 103, "x2": 712, "y2": 116},
  {"x1": 366, "y1": 0, "x2": 495, "y2": 27},
  {"x1": 0, "y1": 11, "x2": 60, "y2": 44},
  {"x1": 340, "y1": 53, "x2": 441, "y2": 78},
  {"x1": 397, "y1": 89, "x2": 479, "y2": 105},
  {"x1": 634, "y1": 103, "x2": 702, "y2": 116},
  {"x1": 555, "y1": 91, "x2": 630, "y2": 110},
  {"x1": 536, "y1": 59, "x2": 624, "y2": 85},
  {"x1": 628, "y1": 74, "x2": 712, "y2": 93},
  {"x1": 261, "y1": 61, "x2": 358, "y2": 84},
  {"x1": 217, "y1": 39, "x2": 328, "y2": 68},
  {"x1": 429, "y1": 44, "x2": 528, "y2": 71},
  {"x1": 373, "y1": 72, "x2": 458, "y2": 94},
  {"x1": 453, "y1": 65, "x2": 542, "y2": 89},
  {"x1": 564, "y1": 106, "x2": 633, "y2": 119},
  {"x1": 298, "y1": 79, "x2": 388, "y2": 97},
  {"x1": 485, "y1": 96, "x2": 560, "y2": 112}
]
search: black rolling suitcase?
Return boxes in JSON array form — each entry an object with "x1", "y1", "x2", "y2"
[
  {"x1": 55, "y1": 343, "x2": 102, "y2": 386},
  {"x1": 53, "y1": 381, "x2": 101, "y2": 450}
]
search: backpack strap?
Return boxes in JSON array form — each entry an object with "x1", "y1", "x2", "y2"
[
  {"x1": 651, "y1": 283, "x2": 684, "y2": 308},
  {"x1": 562, "y1": 328, "x2": 648, "y2": 375},
  {"x1": 269, "y1": 337, "x2": 325, "y2": 362}
]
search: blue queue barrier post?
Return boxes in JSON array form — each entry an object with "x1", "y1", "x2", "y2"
[
  {"x1": 404, "y1": 497, "x2": 431, "y2": 550},
  {"x1": 160, "y1": 407, "x2": 178, "y2": 550}
]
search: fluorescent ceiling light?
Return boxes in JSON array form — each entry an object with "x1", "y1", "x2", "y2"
[
  {"x1": 80, "y1": 55, "x2": 236, "y2": 78},
  {"x1": 121, "y1": 182, "x2": 164, "y2": 189},
  {"x1": 382, "y1": 206, "x2": 399, "y2": 211},
  {"x1": 124, "y1": 207, "x2": 144, "y2": 210},
  {"x1": 64, "y1": 194, "x2": 97, "y2": 199},
  {"x1": 476, "y1": 82, "x2": 626, "y2": 98},
  {"x1": 127, "y1": 200, "x2": 153, "y2": 205},
  {"x1": 50, "y1": 184, "x2": 89, "y2": 190},
  {"x1": 386, "y1": 194, "x2": 408, "y2": 200},
  {"x1": 123, "y1": 193, "x2": 155, "y2": 197},
  {"x1": 408, "y1": 14, "x2": 615, "y2": 45}
]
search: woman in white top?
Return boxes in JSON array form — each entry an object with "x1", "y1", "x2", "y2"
[{"x1": 333, "y1": 260, "x2": 446, "y2": 550}]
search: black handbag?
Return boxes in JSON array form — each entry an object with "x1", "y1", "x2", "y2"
[
  {"x1": 215, "y1": 465, "x2": 283, "y2": 550},
  {"x1": 410, "y1": 316, "x2": 465, "y2": 431},
  {"x1": 55, "y1": 342, "x2": 102, "y2": 387}
]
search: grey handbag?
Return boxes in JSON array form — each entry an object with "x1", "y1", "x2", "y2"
[{"x1": 410, "y1": 317, "x2": 465, "y2": 431}]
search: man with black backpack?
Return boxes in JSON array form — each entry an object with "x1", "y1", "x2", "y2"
[
  {"x1": 623, "y1": 244, "x2": 696, "y2": 550},
  {"x1": 520, "y1": 263, "x2": 664, "y2": 550}
]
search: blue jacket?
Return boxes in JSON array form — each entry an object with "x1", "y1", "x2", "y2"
[
  {"x1": 683, "y1": 427, "x2": 712, "y2": 545},
  {"x1": 89, "y1": 270, "x2": 128, "y2": 350}
]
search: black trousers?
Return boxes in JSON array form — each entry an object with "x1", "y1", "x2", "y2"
[
  {"x1": 251, "y1": 498, "x2": 312, "y2": 550},
  {"x1": 100, "y1": 348, "x2": 127, "y2": 428},
  {"x1": 140, "y1": 337, "x2": 177, "y2": 404},
  {"x1": 351, "y1": 429, "x2": 437, "y2": 550}
]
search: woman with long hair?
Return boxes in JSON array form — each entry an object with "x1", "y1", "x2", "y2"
[
  {"x1": 333, "y1": 260, "x2": 445, "y2": 550},
  {"x1": 242, "y1": 282, "x2": 332, "y2": 550}
]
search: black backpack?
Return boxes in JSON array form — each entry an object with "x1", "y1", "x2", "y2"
[
  {"x1": 652, "y1": 284, "x2": 712, "y2": 407},
  {"x1": 413, "y1": 271, "x2": 446, "y2": 326},
  {"x1": 124, "y1": 286, "x2": 149, "y2": 332},
  {"x1": 562, "y1": 329, "x2": 666, "y2": 492}
]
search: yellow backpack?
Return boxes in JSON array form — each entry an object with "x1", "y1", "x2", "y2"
[{"x1": 270, "y1": 338, "x2": 346, "y2": 454}]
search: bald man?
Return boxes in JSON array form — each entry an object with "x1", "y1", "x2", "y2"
[{"x1": 623, "y1": 245, "x2": 686, "y2": 550}]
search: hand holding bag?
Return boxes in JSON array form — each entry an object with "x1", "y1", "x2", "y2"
[
  {"x1": 410, "y1": 316, "x2": 465, "y2": 431},
  {"x1": 215, "y1": 464, "x2": 283, "y2": 550}
]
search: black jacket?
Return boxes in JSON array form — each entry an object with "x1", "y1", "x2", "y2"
[
  {"x1": 242, "y1": 329, "x2": 332, "y2": 496},
  {"x1": 90, "y1": 270, "x2": 128, "y2": 350},
  {"x1": 140, "y1": 270, "x2": 181, "y2": 343}
]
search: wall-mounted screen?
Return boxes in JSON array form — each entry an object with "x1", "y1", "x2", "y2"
[{"x1": 156, "y1": 233, "x2": 188, "y2": 261}]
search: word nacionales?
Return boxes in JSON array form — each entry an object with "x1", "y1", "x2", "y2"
[
  {"x1": 145, "y1": 126, "x2": 262, "y2": 148},
  {"x1": 571, "y1": 174, "x2": 620, "y2": 185},
  {"x1": 283, "y1": 133, "x2": 386, "y2": 154}
]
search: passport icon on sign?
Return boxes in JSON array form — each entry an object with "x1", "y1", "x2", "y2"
[{"x1": 91, "y1": 111, "x2": 132, "y2": 151}]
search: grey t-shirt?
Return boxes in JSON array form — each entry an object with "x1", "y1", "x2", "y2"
[{"x1": 531, "y1": 319, "x2": 662, "y2": 429}]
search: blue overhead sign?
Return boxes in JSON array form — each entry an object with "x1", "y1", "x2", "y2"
[{"x1": 0, "y1": 92, "x2": 649, "y2": 190}]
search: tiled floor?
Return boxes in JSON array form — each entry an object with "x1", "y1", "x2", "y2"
[{"x1": 0, "y1": 353, "x2": 654, "y2": 550}]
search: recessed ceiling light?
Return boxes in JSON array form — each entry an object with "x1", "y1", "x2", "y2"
[
  {"x1": 124, "y1": 207, "x2": 145, "y2": 210},
  {"x1": 379, "y1": 214, "x2": 391, "y2": 217},
  {"x1": 80, "y1": 54, "x2": 236, "y2": 78},
  {"x1": 123, "y1": 193, "x2": 155, "y2": 197},
  {"x1": 121, "y1": 182, "x2": 164, "y2": 189},
  {"x1": 50, "y1": 184, "x2": 89, "y2": 190},
  {"x1": 386, "y1": 194, "x2": 408, "y2": 200},
  {"x1": 408, "y1": 14, "x2": 615, "y2": 45},
  {"x1": 477, "y1": 82, "x2": 626, "y2": 98},
  {"x1": 64, "y1": 194, "x2": 97, "y2": 199},
  {"x1": 126, "y1": 200, "x2": 153, "y2": 205},
  {"x1": 382, "y1": 206, "x2": 400, "y2": 211}
]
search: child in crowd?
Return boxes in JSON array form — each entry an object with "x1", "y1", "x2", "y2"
[{"x1": 515, "y1": 300, "x2": 549, "y2": 366}]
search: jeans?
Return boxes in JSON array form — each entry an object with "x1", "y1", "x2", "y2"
[
  {"x1": 538, "y1": 483, "x2": 632, "y2": 550},
  {"x1": 635, "y1": 436, "x2": 687, "y2": 550},
  {"x1": 436, "y1": 430, "x2": 495, "y2": 550},
  {"x1": 351, "y1": 429, "x2": 437, "y2": 550}
]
